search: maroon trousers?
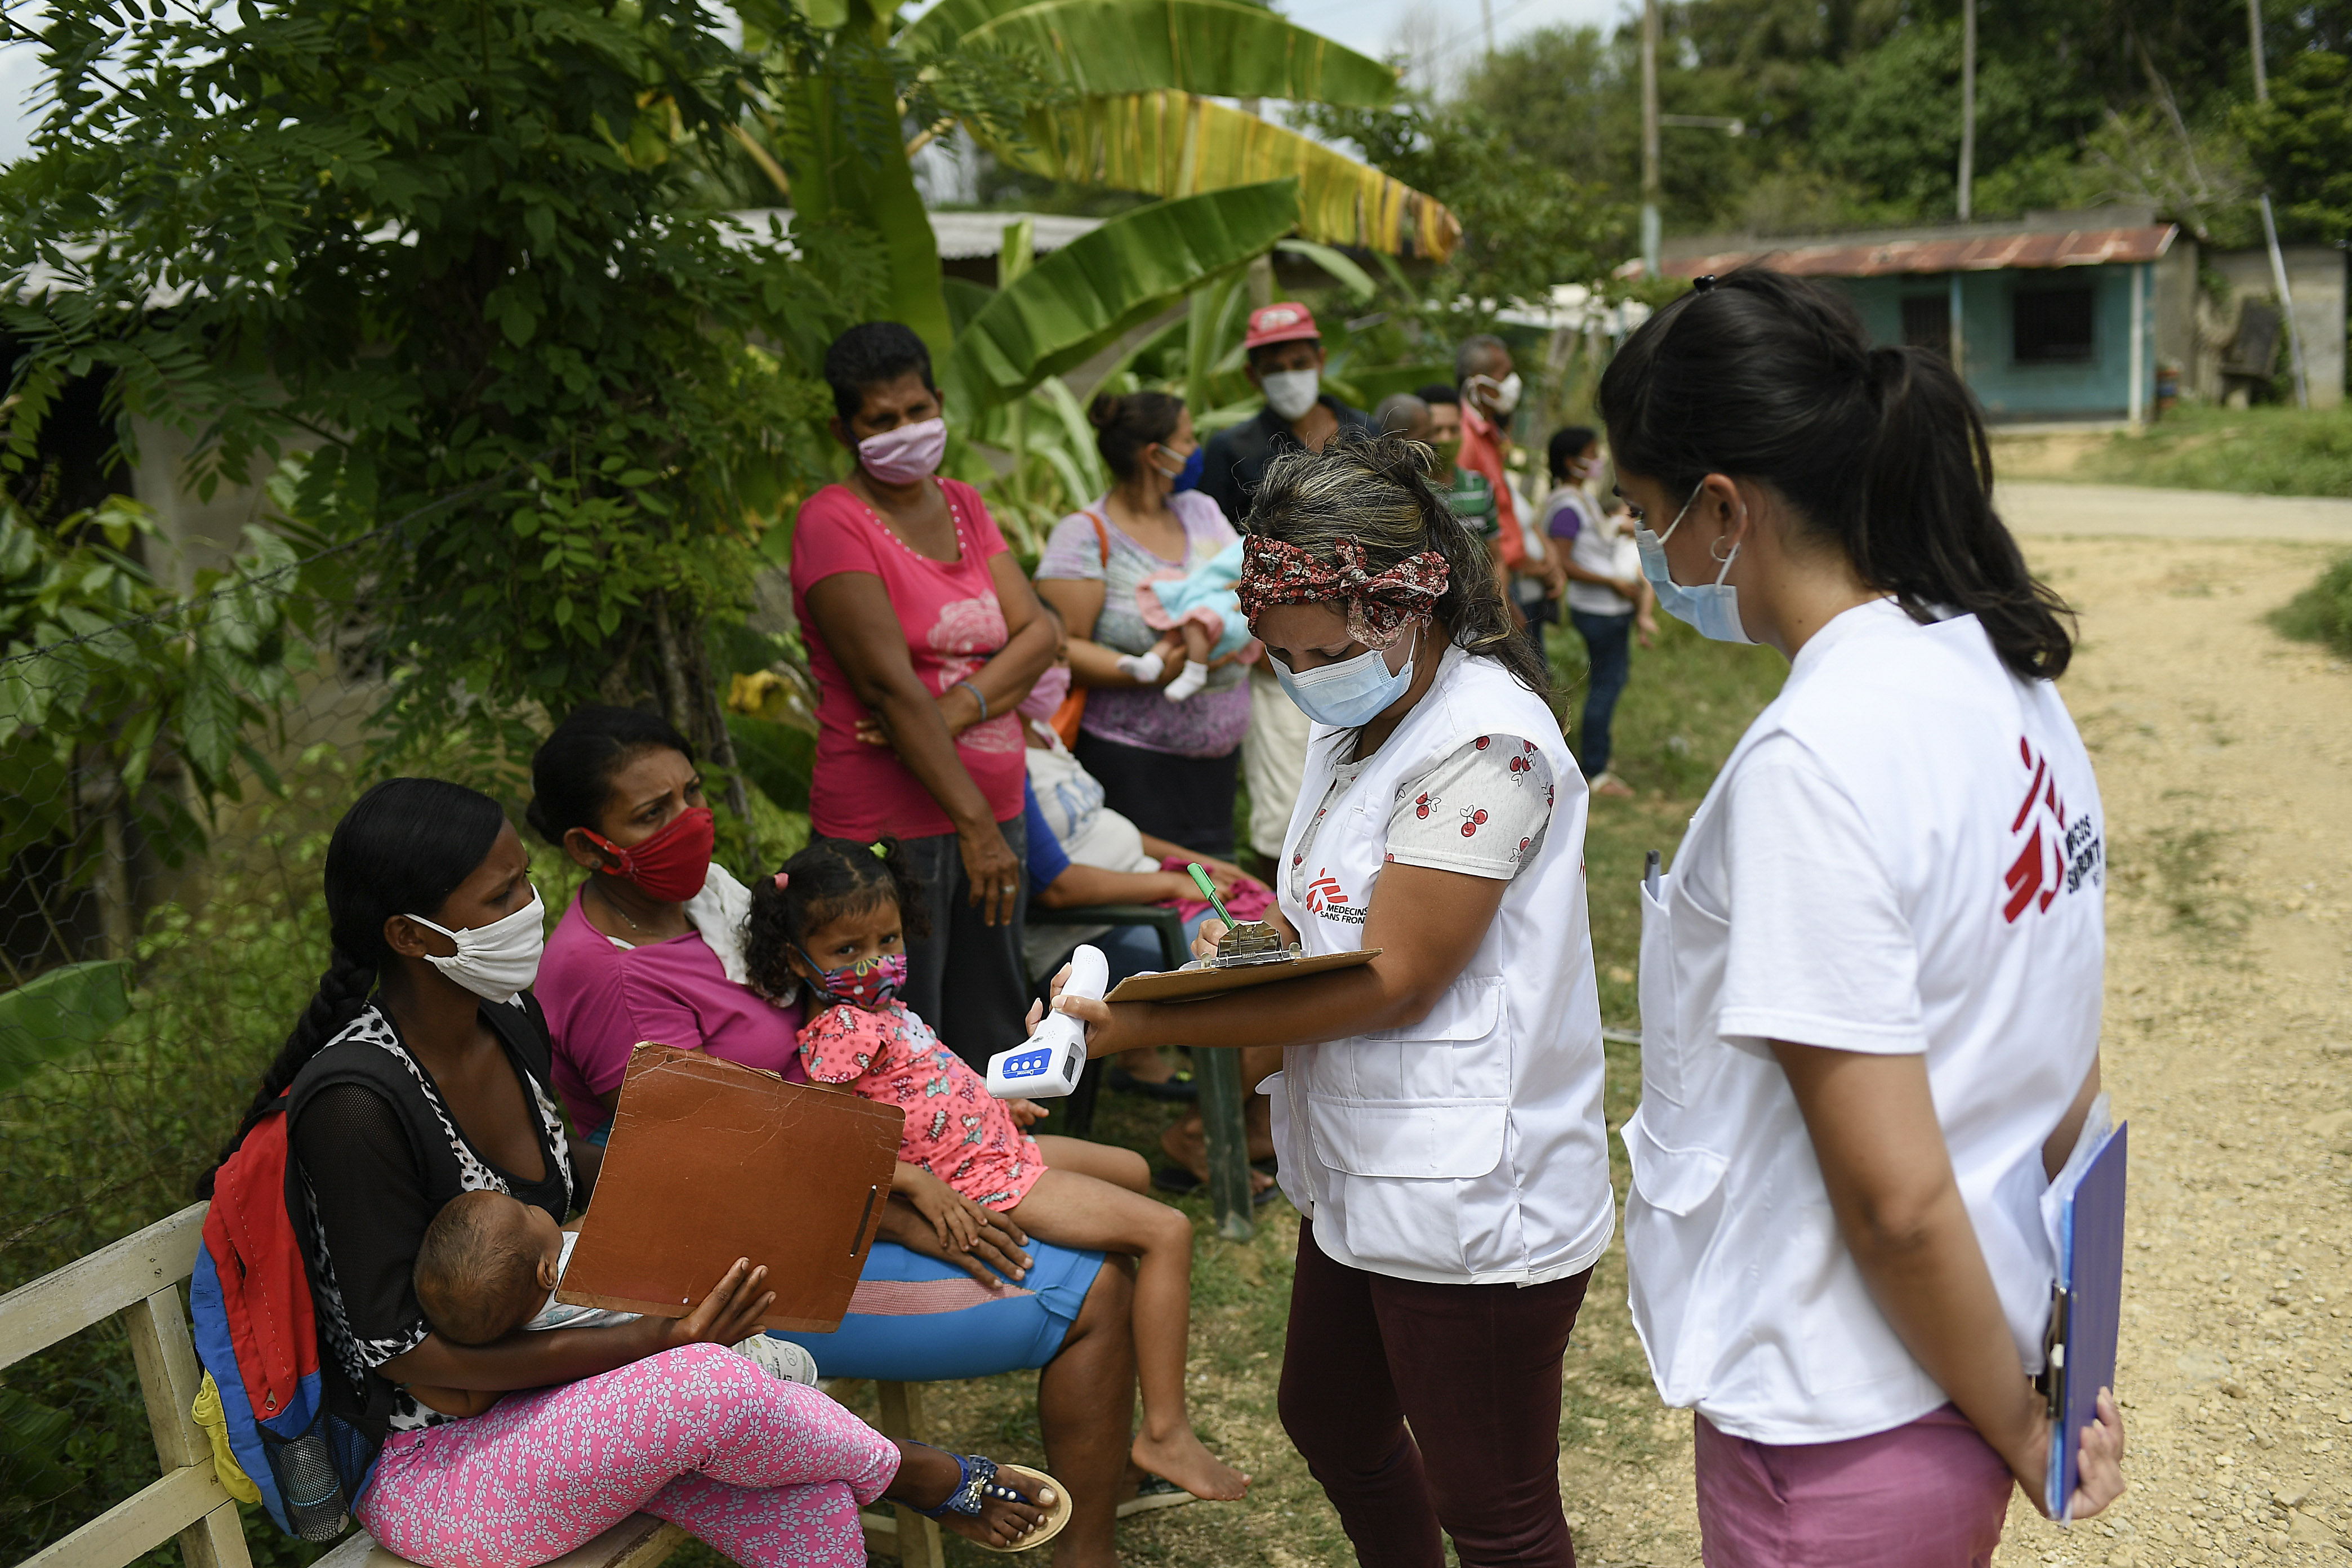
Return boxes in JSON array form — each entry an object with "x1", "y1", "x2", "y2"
[{"x1": 1279, "y1": 1220, "x2": 1592, "y2": 1568}]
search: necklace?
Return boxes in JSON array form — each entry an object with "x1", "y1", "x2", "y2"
[{"x1": 594, "y1": 878, "x2": 653, "y2": 936}]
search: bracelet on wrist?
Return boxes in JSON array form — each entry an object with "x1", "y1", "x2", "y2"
[{"x1": 952, "y1": 679, "x2": 987, "y2": 722}]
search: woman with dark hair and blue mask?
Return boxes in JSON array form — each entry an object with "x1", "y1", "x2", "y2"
[
  {"x1": 203, "y1": 778, "x2": 1061, "y2": 1565},
  {"x1": 1600, "y1": 269, "x2": 2125, "y2": 1563}
]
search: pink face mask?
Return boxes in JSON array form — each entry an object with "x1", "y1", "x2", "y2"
[
  {"x1": 857, "y1": 417, "x2": 947, "y2": 485},
  {"x1": 1018, "y1": 664, "x2": 1072, "y2": 720}
]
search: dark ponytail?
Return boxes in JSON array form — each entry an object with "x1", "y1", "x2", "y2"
[
  {"x1": 199, "y1": 778, "x2": 508, "y2": 1196},
  {"x1": 1088, "y1": 391, "x2": 1184, "y2": 482},
  {"x1": 1245, "y1": 430, "x2": 1549, "y2": 696},
  {"x1": 742, "y1": 836, "x2": 929, "y2": 1003},
  {"x1": 1597, "y1": 268, "x2": 2074, "y2": 681}
]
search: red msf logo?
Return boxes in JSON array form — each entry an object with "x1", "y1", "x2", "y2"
[
  {"x1": 2002, "y1": 737, "x2": 2068, "y2": 923},
  {"x1": 1306, "y1": 870, "x2": 1347, "y2": 915}
]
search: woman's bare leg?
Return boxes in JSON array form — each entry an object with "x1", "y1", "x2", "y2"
[
  {"x1": 1037, "y1": 1259, "x2": 1135, "y2": 1568},
  {"x1": 1008, "y1": 1170, "x2": 1249, "y2": 1500}
]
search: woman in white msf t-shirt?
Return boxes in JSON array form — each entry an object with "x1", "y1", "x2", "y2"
[{"x1": 1597, "y1": 269, "x2": 2126, "y2": 1566}]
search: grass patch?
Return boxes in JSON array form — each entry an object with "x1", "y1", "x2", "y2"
[
  {"x1": 2077, "y1": 404, "x2": 2352, "y2": 498},
  {"x1": 2267, "y1": 550, "x2": 2352, "y2": 657},
  {"x1": 2113, "y1": 823, "x2": 2254, "y2": 936}
]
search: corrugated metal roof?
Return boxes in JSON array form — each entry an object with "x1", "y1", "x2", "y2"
[{"x1": 1667, "y1": 224, "x2": 2177, "y2": 279}]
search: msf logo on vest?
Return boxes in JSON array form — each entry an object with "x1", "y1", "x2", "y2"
[
  {"x1": 1305, "y1": 868, "x2": 1367, "y2": 926},
  {"x1": 2003, "y1": 737, "x2": 2102, "y2": 923}
]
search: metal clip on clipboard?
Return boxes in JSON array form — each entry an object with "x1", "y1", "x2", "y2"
[{"x1": 1188, "y1": 863, "x2": 1303, "y2": 969}]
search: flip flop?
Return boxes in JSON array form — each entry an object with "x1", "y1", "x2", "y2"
[
  {"x1": 1108, "y1": 1064, "x2": 1199, "y2": 1101},
  {"x1": 1116, "y1": 1475, "x2": 1198, "y2": 1517},
  {"x1": 907, "y1": 1444, "x2": 1073, "y2": 1553},
  {"x1": 1152, "y1": 1165, "x2": 1282, "y2": 1206}
]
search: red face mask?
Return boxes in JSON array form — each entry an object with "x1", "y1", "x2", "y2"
[{"x1": 583, "y1": 805, "x2": 715, "y2": 903}]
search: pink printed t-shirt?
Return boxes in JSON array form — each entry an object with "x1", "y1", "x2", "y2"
[
  {"x1": 534, "y1": 892, "x2": 806, "y2": 1134},
  {"x1": 798, "y1": 999, "x2": 1044, "y2": 1210},
  {"x1": 789, "y1": 478, "x2": 1027, "y2": 841}
]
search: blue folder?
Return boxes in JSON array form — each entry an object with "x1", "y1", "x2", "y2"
[{"x1": 2040, "y1": 1116, "x2": 2128, "y2": 1522}]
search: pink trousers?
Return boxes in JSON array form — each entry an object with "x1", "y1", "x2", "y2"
[
  {"x1": 357, "y1": 1343, "x2": 899, "y2": 1568},
  {"x1": 1694, "y1": 1403, "x2": 2015, "y2": 1568}
]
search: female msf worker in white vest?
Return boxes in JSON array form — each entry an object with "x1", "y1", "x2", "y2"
[
  {"x1": 1050, "y1": 434, "x2": 1614, "y2": 1568},
  {"x1": 1597, "y1": 268, "x2": 2126, "y2": 1566}
]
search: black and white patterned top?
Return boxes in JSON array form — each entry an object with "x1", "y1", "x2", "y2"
[{"x1": 290, "y1": 1003, "x2": 574, "y2": 1432}]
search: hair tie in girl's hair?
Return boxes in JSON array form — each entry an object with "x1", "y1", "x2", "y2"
[
  {"x1": 870, "y1": 841, "x2": 888, "y2": 858},
  {"x1": 773, "y1": 871, "x2": 789, "y2": 889},
  {"x1": 1692, "y1": 275, "x2": 1717, "y2": 293}
]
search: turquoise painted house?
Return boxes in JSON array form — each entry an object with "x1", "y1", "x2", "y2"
[{"x1": 1660, "y1": 210, "x2": 2181, "y2": 425}]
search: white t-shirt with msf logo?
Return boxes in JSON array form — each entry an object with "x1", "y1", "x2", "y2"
[{"x1": 1623, "y1": 595, "x2": 2106, "y2": 1445}]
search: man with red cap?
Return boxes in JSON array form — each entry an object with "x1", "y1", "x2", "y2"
[{"x1": 1197, "y1": 301, "x2": 1374, "y2": 528}]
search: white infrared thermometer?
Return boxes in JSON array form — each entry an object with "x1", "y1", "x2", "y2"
[{"x1": 985, "y1": 944, "x2": 1107, "y2": 1099}]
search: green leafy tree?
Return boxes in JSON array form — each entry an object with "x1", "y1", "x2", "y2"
[
  {"x1": 0, "y1": 497, "x2": 310, "y2": 961},
  {"x1": 2239, "y1": 50, "x2": 2352, "y2": 244},
  {"x1": 0, "y1": 0, "x2": 883, "y2": 786}
]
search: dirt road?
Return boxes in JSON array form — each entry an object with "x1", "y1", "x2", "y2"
[{"x1": 1556, "y1": 526, "x2": 2352, "y2": 1567}]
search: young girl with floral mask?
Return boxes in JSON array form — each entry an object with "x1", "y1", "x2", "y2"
[{"x1": 742, "y1": 838, "x2": 1250, "y2": 1504}]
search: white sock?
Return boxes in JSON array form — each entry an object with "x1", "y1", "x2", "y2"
[
  {"x1": 1117, "y1": 651, "x2": 1165, "y2": 684},
  {"x1": 1164, "y1": 660, "x2": 1209, "y2": 702},
  {"x1": 733, "y1": 1334, "x2": 820, "y2": 1386}
]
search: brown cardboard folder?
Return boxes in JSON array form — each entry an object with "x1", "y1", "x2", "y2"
[
  {"x1": 1104, "y1": 947, "x2": 1381, "y2": 1004},
  {"x1": 556, "y1": 1043, "x2": 903, "y2": 1333}
]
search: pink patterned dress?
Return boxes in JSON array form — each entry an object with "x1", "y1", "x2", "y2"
[{"x1": 796, "y1": 1001, "x2": 1045, "y2": 1210}]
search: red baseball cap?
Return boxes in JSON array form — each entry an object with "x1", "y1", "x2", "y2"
[{"x1": 1242, "y1": 302, "x2": 1321, "y2": 351}]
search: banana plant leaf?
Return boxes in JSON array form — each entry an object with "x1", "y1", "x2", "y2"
[
  {"x1": 1277, "y1": 238, "x2": 1376, "y2": 302},
  {"x1": 940, "y1": 180, "x2": 1302, "y2": 415},
  {"x1": 0, "y1": 1388, "x2": 81, "y2": 1511},
  {"x1": 981, "y1": 91, "x2": 1458, "y2": 260},
  {"x1": 957, "y1": 0, "x2": 1397, "y2": 106},
  {"x1": 896, "y1": 0, "x2": 1045, "y2": 52},
  {"x1": 0, "y1": 959, "x2": 132, "y2": 1094}
]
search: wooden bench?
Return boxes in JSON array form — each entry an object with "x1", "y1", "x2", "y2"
[{"x1": 1, "y1": 1203, "x2": 950, "y2": 1568}]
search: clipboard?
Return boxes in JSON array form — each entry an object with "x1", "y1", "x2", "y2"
[
  {"x1": 556, "y1": 1043, "x2": 903, "y2": 1333},
  {"x1": 1106, "y1": 947, "x2": 1382, "y2": 1004},
  {"x1": 2037, "y1": 1102, "x2": 2127, "y2": 1522}
]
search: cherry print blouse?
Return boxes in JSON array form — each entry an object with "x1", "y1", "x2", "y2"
[
  {"x1": 1285, "y1": 733, "x2": 1556, "y2": 905},
  {"x1": 796, "y1": 998, "x2": 1045, "y2": 1210}
]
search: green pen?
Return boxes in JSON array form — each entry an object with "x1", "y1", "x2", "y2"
[{"x1": 1186, "y1": 862, "x2": 1237, "y2": 928}]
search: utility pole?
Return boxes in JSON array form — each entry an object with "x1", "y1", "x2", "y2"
[
  {"x1": 1641, "y1": 0, "x2": 1660, "y2": 275},
  {"x1": 2248, "y1": 0, "x2": 2311, "y2": 408},
  {"x1": 1480, "y1": 0, "x2": 1495, "y2": 63},
  {"x1": 1957, "y1": 0, "x2": 1976, "y2": 221}
]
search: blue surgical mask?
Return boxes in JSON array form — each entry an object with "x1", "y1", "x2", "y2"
[
  {"x1": 1272, "y1": 627, "x2": 1418, "y2": 728},
  {"x1": 1155, "y1": 445, "x2": 1205, "y2": 493},
  {"x1": 1636, "y1": 483, "x2": 1754, "y2": 646}
]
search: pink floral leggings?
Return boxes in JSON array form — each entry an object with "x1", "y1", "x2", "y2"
[{"x1": 357, "y1": 1343, "x2": 901, "y2": 1568}]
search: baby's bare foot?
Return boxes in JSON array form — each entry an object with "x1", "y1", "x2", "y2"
[{"x1": 1132, "y1": 1428, "x2": 1249, "y2": 1502}]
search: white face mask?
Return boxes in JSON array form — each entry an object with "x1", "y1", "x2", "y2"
[
  {"x1": 1261, "y1": 368, "x2": 1321, "y2": 422},
  {"x1": 406, "y1": 887, "x2": 546, "y2": 1003},
  {"x1": 1468, "y1": 370, "x2": 1523, "y2": 416}
]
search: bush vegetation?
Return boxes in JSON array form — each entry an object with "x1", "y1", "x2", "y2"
[{"x1": 2081, "y1": 406, "x2": 2352, "y2": 499}]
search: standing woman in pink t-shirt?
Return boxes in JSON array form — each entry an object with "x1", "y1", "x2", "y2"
[{"x1": 790, "y1": 322, "x2": 1058, "y2": 1068}]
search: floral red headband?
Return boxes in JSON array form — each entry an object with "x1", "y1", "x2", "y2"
[{"x1": 1237, "y1": 535, "x2": 1450, "y2": 650}]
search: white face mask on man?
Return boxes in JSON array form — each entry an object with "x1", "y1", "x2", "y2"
[
  {"x1": 1261, "y1": 369, "x2": 1321, "y2": 422},
  {"x1": 405, "y1": 887, "x2": 547, "y2": 1003}
]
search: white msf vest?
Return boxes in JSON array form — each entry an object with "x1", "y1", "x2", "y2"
[{"x1": 1267, "y1": 644, "x2": 1615, "y2": 1285}]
